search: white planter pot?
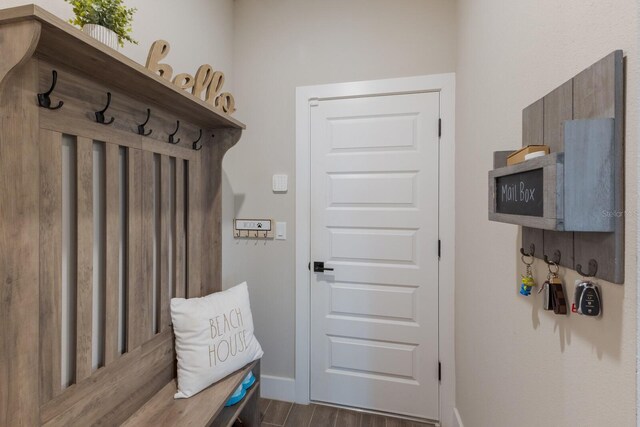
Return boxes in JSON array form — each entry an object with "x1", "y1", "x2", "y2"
[{"x1": 83, "y1": 24, "x2": 119, "y2": 50}]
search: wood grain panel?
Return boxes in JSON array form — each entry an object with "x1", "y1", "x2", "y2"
[
  {"x1": 0, "y1": 60, "x2": 41, "y2": 427},
  {"x1": 543, "y1": 80, "x2": 573, "y2": 153},
  {"x1": 41, "y1": 331, "x2": 174, "y2": 427},
  {"x1": 572, "y1": 50, "x2": 624, "y2": 283},
  {"x1": 142, "y1": 151, "x2": 156, "y2": 335},
  {"x1": 187, "y1": 157, "x2": 202, "y2": 297},
  {"x1": 127, "y1": 148, "x2": 146, "y2": 350},
  {"x1": 175, "y1": 159, "x2": 186, "y2": 298},
  {"x1": 39, "y1": 129, "x2": 63, "y2": 403},
  {"x1": 122, "y1": 360, "x2": 258, "y2": 427},
  {"x1": 105, "y1": 143, "x2": 120, "y2": 364},
  {"x1": 521, "y1": 99, "x2": 544, "y2": 260},
  {"x1": 159, "y1": 155, "x2": 171, "y2": 331},
  {"x1": 76, "y1": 136, "x2": 93, "y2": 382}
]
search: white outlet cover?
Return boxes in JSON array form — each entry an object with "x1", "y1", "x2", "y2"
[{"x1": 273, "y1": 174, "x2": 288, "y2": 192}]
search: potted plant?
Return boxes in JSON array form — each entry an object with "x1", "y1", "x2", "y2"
[{"x1": 65, "y1": 0, "x2": 138, "y2": 50}]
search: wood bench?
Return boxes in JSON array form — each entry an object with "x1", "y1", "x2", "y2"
[
  {"x1": 0, "y1": 5, "x2": 258, "y2": 426},
  {"x1": 124, "y1": 361, "x2": 261, "y2": 427}
]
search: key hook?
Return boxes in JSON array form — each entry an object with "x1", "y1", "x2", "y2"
[
  {"x1": 519, "y1": 243, "x2": 535, "y2": 258},
  {"x1": 169, "y1": 120, "x2": 181, "y2": 144},
  {"x1": 137, "y1": 108, "x2": 153, "y2": 136},
  {"x1": 37, "y1": 70, "x2": 64, "y2": 110},
  {"x1": 576, "y1": 259, "x2": 598, "y2": 278},
  {"x1": 192, "y1": 129, "x2": 203, "y2": 151},
  {"x1": 543, "y1": 250, "x2": 561, "y2": 266},
  {"x1": 95, "y1": 92, "x2": 115, "y2": 125}
]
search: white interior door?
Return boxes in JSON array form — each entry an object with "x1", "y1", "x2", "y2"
[{"x1": 310, "y1": 91, "x2": 440, "y2": 420}]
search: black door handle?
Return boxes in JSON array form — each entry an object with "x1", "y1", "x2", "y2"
[{"x1": 313, "y1": 261, "x2": 334, "y2": 272}]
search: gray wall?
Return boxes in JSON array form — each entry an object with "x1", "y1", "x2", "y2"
[
  {"x1": 222, "y1": 0, "x2": 458, "y2": 380},
  {"x1": 455, "y1": 0, "x2": 638, "y2": 425}
]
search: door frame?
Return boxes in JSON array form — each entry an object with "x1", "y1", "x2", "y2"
[{"x1": 295, "y1": 74, "x2": 455, "y2": 425}]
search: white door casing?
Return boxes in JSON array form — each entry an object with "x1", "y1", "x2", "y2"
[
  {"x1": 295, "y1": 74, "x2": 455, "y2": 426},
  {"x1": 310, "y1": 92, "x2": 440, "y2": 420}
]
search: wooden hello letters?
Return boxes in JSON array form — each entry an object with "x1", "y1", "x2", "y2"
[{"x1": 146, "y1": 40, "x2": 236, "y2": 114}]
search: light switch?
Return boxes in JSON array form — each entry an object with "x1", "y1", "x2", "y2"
[
  {"x1": 276, "y1": 222, "x2": 286, "y2": 240},
  {"x1": 273, "y1": 174, "x2": 288, "y2": 193}
]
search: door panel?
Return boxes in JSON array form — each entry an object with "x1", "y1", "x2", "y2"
[{"x1": 310, "y1": 92, "x2": 440, "y2": 420}]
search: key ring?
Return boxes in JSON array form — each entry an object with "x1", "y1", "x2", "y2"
[{"x1": 547, "y1": 261, "x2": 559, "y2": 277}]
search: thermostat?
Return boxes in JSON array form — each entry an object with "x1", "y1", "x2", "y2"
[{"x1": 272, "y1": 174, "x2": 288, "y2": 192}]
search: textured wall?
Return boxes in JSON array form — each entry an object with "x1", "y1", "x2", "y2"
[
  {"x1": 455, "y1": 1, "x2": 638, "y2": 426},
  {"x1": 223, "y1": 0, "x2": 457, "y2": 380}
]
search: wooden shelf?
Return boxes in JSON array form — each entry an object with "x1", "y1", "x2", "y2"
[
  {"x1": 212, "y1": 380, "x2": 260, "y2": 427},
  {"x1": 0, "y1": 4, "x2": 245, "y2": 131},
  {"x1": 489, "y1": 118, "x2": 615, "y2": 232},
  {"x1": 122, "y1": 360, "x2": 259, "y2": 427}
]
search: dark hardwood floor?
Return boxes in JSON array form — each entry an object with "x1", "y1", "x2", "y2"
[{"x1": 258, "y1": 399, "x2": 435, "y2": 427}]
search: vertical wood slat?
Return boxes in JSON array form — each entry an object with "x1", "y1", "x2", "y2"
[
  {"x1": 542, "y1": 79, "x2": 574, "y2": 270},
  {"x1": 521, "y1": 100, "x2": 544, "y2": 257},
  {"x1": 39, "y1": 129, "x2": 63, "y2": 403},
  {"x1": 76, "y1": 137, "x2": 93, "y2": 382},
  {"x1": 187, "y1": 157, "x2": 202, "y2": 297},
  {"x1": 142, "y1": 151, "x2": 155, "y2": 335},
  {"x1": 175, "y1": 160, "x2": 186, "y2": 298},
  {"x1": 572, "y1": 50, "x2": 624, "y2": 283},
  {"x1": 201, "y1": 144, "x2": 224, "y2": 294},
  {"x1": 159, "y1": 156, "x2": 171, "y2": 331},
  {"x1": 127, "y1": 148, "x2": 146, "y2": 350},
  {"x1": 0, "y1": 56, "x2": 40, "y2": 427},
  {"x1": 105, "y1": 144, "x2": 120, "y2": 364}
]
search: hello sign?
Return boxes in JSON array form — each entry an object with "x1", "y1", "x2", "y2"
[{"x1": 145, "y1": 40, "x2": 236, "y2": 114}]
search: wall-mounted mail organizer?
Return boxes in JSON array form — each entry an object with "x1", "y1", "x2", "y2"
[
  {"x1": 488, "y1": 50, "x2": 625, "y2": 284},
  {"x1": 234, "y1": 219, "x2": 274, "y2": 238}
]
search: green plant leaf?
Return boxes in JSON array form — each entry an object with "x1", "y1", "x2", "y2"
[{"x1": 65, "y1": 0, "x2": 138, "y2": 46}]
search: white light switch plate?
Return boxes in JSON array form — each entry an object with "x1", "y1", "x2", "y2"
[
  {"x1": 276, "y1": 222, "x2": 286, "y2": 240},
  {"x1": 273, "y1": 174, "x2": 288, "y2": 192}
]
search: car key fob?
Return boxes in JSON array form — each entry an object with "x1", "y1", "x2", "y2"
[{"x1": 576, "y1": 281, "x2": 601, "y2": 317}]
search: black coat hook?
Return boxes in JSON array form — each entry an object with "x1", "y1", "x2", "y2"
[
  {"x1": 520, "y1": 243, "x2": 535, "y2": 258},
  {"x1": 37, "y1": 70, "x2": 64, "y2": 110},
  {"x1": 576, "y1": 259, "x2": 598, "y2": 278},
  {"x1": 192, "y1": 129, "x2": 203, "y2": 151},
  {"x1": 137, "y1": 108, "x2": 153, "y2": 136},
  {"x1": 95, "y1": 92, "x2": 115, "y2": 125},
  {"x1": 169, "y1": 120, "x2": 181, "y2": 144},
  {"x1": 543, "y1": 250, "x2": 561, "y2": 266}
]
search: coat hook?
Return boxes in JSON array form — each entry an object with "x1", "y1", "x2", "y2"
[
  {"x1": 543, "y1": 250, "x2": 561, "y2": 266},
  {"x1": 169, "y1": 120, "x2": 181, "y2": 144},
  {"x1": 192, "y1": 129, "x2": 203, "y2": 151},
  {"x1": 95, "y1": 92, "x2": 115, "y2": 125},
  {"x1": 519, "y1": 243, "x2": 535, "y2": 258},
  {"x1": 37, "y1": 70, "x2": 64, "y2": 110},
  {"x1": 137, "y1": 108, "x2": 153, "y2": 136},
  {"x1": 576, "y1": 259, "x2": 598, "y2": 278}
]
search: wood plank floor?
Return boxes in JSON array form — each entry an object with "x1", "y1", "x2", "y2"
[{"x1": 258, "y1": 399, "x2": 435, "y2": 427}]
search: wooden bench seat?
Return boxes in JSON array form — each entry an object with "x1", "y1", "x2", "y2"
[{"x1": 123, "y1": 360, "x2": 261, "y2": 427}]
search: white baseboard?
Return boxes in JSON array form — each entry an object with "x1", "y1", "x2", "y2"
[
  {"x1": 453, "y1": 408, "x2": 464, "y2": 427},
  {"x1": 260, "y1": 375, "x2": 296, "y2": 402}
]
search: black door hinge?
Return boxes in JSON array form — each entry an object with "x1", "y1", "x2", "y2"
[
  {"x1": 438, "y1": 362, "x2": 441, "y2": 381},
  {"x1": 438, "y1": 118, "x2": 442, "y2": 138},
  {"x1": 308, "y1": 262, "x2": 310, "y2": 271},
  {"x1": 438, "y1": 240, "x2": 441, "y2": 259}
]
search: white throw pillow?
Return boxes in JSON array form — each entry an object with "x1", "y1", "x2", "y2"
[{"x1": 171, "y1": 282, "x2": 263, "y2": 399}]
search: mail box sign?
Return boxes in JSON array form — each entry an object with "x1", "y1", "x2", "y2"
[{"x1": 495, "y1": 168, "x2": 544, "y2": 217}]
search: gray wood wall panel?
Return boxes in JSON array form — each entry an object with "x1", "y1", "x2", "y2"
[
  {"x1": 542, "y1": 79, "x2": 574, "y2": 270},
  {"x1": 521, "y1": 100, "x2": 544, "y2": 256},
  {"x1": 564, "y1": 119, "x2": 615, "y2": 232},
  {"x1": 572, "y1": 50, "x2": 624, "y2": 283},
  {"x1": 543, "y1": 80, "x2": 573, "y2": 152}
]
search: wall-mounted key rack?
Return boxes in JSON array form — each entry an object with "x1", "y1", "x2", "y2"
[
  {"x1": 234, "y1": 219, "x2": 274, "y2": 239},
  {"x1": 488, "y1": 50, "x2": 625, "y2": 284}
]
